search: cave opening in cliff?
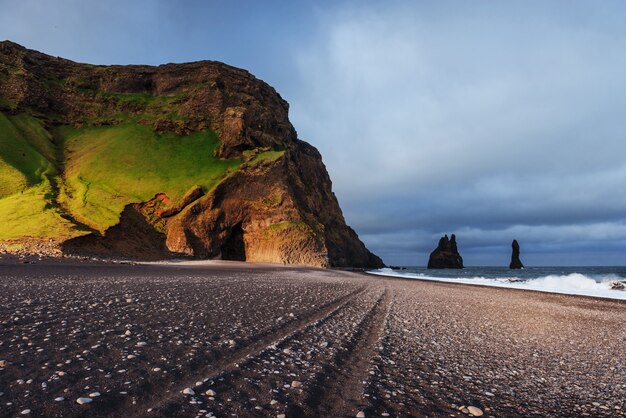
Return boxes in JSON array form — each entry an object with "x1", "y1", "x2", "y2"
[{"x1": 221, "y1": 223, "x2": 246, "y2": 261}]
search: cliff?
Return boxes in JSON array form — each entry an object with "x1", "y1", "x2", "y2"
[{"x1": 0, "y1": 41, "x2": 383, "y2": 268}]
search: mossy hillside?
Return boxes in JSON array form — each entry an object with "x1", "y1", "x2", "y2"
[
  {"x1": 0, "y1": 106, "x2": 245, "y2": 238},
  {"x1": 263, "y1": 221, "x2": 323, "y2": 241},
  {"x1": 88, "y1": 91, "x2": 186, "y2": 122},
  {"x1": 0, "y1": 112, "x2": 83, "y2": 239},
  {"x1": 0, "y1": 112, "x2": 56, "y2": 198},
  {"x1": 0, "y1": 180, "x2": 80, "y2": 240},
  {"x1": 255, "y1": 150, "x2": 284, "y2": 162},
  {"x1": 58, "y1": 121, "x2": 242, "y2": 232},
  {"x1": 0, "y1": 109, "x2": 283, "y2": 239}
]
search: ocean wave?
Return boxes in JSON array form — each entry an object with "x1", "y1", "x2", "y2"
[{"x1": 369, "y1": 269, "x2": 626, "y2": 300}]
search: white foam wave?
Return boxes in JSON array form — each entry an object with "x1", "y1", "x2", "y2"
[{"x1": 369, "y1": 269, "x2": 626, "y2": 300}]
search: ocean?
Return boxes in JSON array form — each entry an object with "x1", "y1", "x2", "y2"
[{"x1": 368, "y1": 266, "x2": 626, "y2": 300}]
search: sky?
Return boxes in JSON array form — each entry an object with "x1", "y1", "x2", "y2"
[{"x1": 2, "y1": 0, "x2": 626, "y2": 266}]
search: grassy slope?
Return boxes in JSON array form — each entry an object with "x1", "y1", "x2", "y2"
[
  {"x1": 58, "y1": 122, "x2": 241, "y2": 233},
  {"x1": 0, "y1": 108, "x2": 245, "y2": 238},
  {"x1": 0, "y1": 113, "x2": 54, "y2": 197},
  {"x1": 0, "y1": 112, "x2": 79, "y2": 239}
]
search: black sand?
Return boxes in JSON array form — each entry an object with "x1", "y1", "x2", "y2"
[{"x1": 0, "y1": 257, "x2": 624, "y2": 417}]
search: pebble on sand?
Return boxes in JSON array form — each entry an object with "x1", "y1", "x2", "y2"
[
  {"x1": 54, "y1": 397, "x2": 65, "y2": 402},
  {"x1": 467, "y1": 406, "x2": 483, "y2": 416},
  {"x1": 205, "y1": 389, "x2": 216, "y2": 396},
  {"x1": 76, "y1": 397, "x2": 93, "y2": 404},
  {"x1": 20, "y1": 410, "x2": 31, "y2": 415},
  {"x1": 356, "y1": 411, "x2": 366, "y2": 418},
  {"x1": 291, "y1": 380, "x2": 302, "y2": 388},
  {"x1": 183, "y1": 388, "x2": 196, "y2": 396}
]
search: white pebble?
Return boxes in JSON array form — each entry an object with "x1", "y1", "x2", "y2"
[{"x1": 467, "y1": 406, "x2": 483, "y2": 417}]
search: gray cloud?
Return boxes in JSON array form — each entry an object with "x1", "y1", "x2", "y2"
[
  {"x1": 2, "y1": 0, "x2": 626, "y2": 265},
  {"x1": 286, "y1": 1, "x2": 626, "y2": 265}
]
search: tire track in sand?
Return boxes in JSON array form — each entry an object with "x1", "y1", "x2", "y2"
[
  {"x1": 128, "y1": 285, "x2": 368, "y2": 417},
  {"x1": 298, "y1": 286, "x2": 391, "y2": 417}
]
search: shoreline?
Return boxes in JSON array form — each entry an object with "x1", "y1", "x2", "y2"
[
  {"x1": 367, "y1": 269, "x2": 626, "y2": 302},
  {"x1": 2, "y1": 253, "x2": 624, "y2": 302}
]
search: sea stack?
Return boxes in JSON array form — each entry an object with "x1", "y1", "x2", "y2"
[
  {"x1": 509, "y1": 239, "x2": 524, "y2": 269},
  {"x1": 427, "y1": 234, "x2": 464, "y2": 269}
]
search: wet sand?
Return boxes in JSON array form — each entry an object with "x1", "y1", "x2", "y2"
[{"x1": 0, "y1": 257, "x2": 624, "y2": 417}]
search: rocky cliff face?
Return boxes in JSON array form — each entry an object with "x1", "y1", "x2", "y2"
[
  {"x1": 0, "y1": 41, "x2": 383, "y2": 268},
  {"x1": 427, "y1": 234, "x2": 464, "y2": 269}
]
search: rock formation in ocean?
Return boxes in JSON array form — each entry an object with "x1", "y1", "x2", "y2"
[
  {"x1": 0, "y1": 40, "x2": 383, "y2": 268},
  {"x1": 509, "y1": 239, "x2": 524, "y2": 269},
  {"x1": 427, "y1": 234, "x2": 464, "y2": 269}
]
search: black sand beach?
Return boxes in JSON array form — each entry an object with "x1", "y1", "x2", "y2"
[{"x1": 0, "y1": 257, "x2": 624, "y2": 417}]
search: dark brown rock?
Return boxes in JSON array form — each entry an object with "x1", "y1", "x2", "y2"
[
  {"x1": 427, "y1": 234, "x2": 463, "y2": 269},
  {"x1": 509, "y1": 239, "x2": 524, "y2": 269}
]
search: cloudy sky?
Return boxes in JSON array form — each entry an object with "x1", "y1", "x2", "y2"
[{"x1": 3, "y1": 0, "x2": 626, "y2": 266}]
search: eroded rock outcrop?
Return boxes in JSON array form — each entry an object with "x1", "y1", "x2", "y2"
[
  {"x1": 0, "y1": 41, "x2": 383, "y2": 268},
  {"x1": 427, "y1": 234, "x2": 464, "y2": 269},
  {"x1": 509, "y1": 239, "x2": 524, "y2": 269}
]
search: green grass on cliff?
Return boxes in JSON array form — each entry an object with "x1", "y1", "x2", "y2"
[
  {"x1": 0, "y1": 180, "x2": 79, "y2": 239},
  {"x1": 0, "y1": 110, "x2": 244, "y2": 238},
  {"x1": 57, "y1": 122, "x2": 241, "y2": 232},
  {"x1": 0, "y1": 108, "x2": 294, "y2": 240},
  {"x1": 0, "y1": 113, "x2": 80, "y2": 239},
  {"x1": 0, "y1": 113, "x2": 55, "y2": 197}
]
